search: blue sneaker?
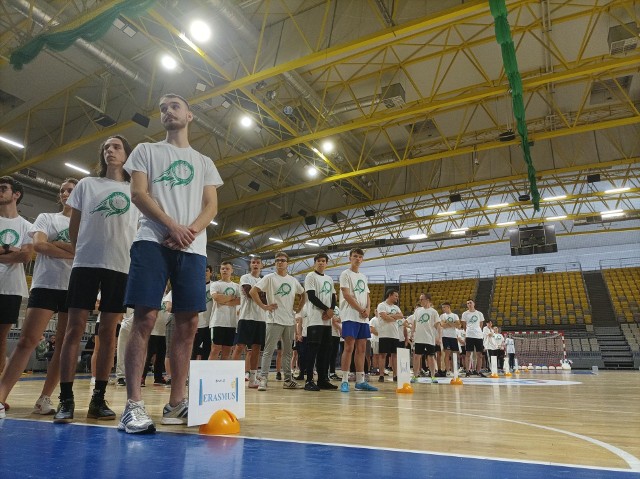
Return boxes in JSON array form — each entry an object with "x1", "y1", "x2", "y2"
[
  {"x1": 355, "y1": 382, "x2": 378, "y2": 391},
  {"x1": 340, "y1": 382, "x2": 349, "y2": 393}
]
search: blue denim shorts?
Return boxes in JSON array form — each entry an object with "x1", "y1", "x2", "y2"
[
  {"x1": 341, "y1": 321, "x2": 371, "y2": 340},
  {"x1": 125, "y1": 240, "x2": 206, "y2": 313}
]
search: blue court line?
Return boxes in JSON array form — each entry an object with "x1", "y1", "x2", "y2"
[{"x1": 0, "y1": 419, "x2": 636, "y2": 479}]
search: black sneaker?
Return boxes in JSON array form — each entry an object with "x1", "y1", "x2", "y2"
[
  {"x1": 87, "y1": 396, "x2": 116, "y2": 421},
  {"x1": 304, "y1": 381, "x2": 320, "y2": 391},
  {"x1": 153, "y1": 378, "x2": 167, "y2": 386},
  {"x1": 378, "y1": 376, "x2": 385, "y2": 383},
  {"x1": 393, "y1": 376, "x2": 398, "y2": 382},
  {"x1": 328, "y1": 374, "x2": 340, "y2": 381},
  {"x1": 317, "y1": 380, "x2": 338, "y2": 390},
  {"x1": 275, "y1": 372, "x2": 282, "y2": 381},
  {"x1": 53, "y1": 398, "x2": 75, "y2": 423},
  {"x1": 116, "y1": 378, "x2": 126, "y2": 386}
]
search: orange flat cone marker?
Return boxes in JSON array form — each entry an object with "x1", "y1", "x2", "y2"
[
  {"x1": 450, "y1": 377, "x2": 463, "y2": 385},
  {"x1": 396, "y1": 383, "x2": 414, "y2": 393},
  {"x1": 199, "y1": 409, "x2": 241, "y2": 435}
]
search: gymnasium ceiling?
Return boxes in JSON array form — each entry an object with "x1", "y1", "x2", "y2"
[{"x1": 0, "y1": 0, "x2": 639, "y2": 272}]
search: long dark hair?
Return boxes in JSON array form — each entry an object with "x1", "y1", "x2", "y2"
[{"x1": 96, "y1": 135, "x2": 132, "y2": 181}]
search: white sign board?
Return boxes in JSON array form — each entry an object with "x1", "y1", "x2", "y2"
[
  {"x1": 187, "y1": 360, "x2": 245, "y2": 427},
  {"x1": 396, "y1": 347, "x2": 412, "y2": 386}
]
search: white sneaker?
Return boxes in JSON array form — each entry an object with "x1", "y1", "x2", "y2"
[
  {"x1": 258, "y1": 377, "x2": 268, "y2": 391},
  {"x1": 161, "y1": 398, "x2": 188, "y2": 425},
  {"x1": 0, "y1": 402, "x2": 6, "y2": 419},
  {"x1": 33, "y1": 395, "x2": 55, "y2": 415},
  {"x1": 248, "y1": 379, "x2": 260, "y2": 389},
  {"x1": 90, "y1": 377, "x2": 96, "y2": 386},
  {"x1": 118, "y1": 399, "x2": 156, "y2": 434}
]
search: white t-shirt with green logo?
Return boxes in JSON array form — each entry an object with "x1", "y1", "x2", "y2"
[
  {"x1": 210, "y1": 280, "x2": 240, "y2": 328},
  {"x1": 331, "y1": 307, "x2": 341, "y2": 337},
  {"x1": 369, "y1": 316, "x2": 380, "y2": 343},
  {"x1": 29, "y1": 212, "x2": 72, "y2": 291},
  {"x1": 462, "y1": 310, "x2": 484, "y2": 339},
  {"x1": 67, "y1": 177, "x2": 138, "y2": 274},
  {"x1": 0, "y1": 215, "x2": 33, "y2": 297},
  {"x1": 124, "y1": 141, "x2": 223, "y2": 257},
  {"x1": 414, "y1": 306, "x2": 440, "y2": 345},
  {"x1": 304, "y1": 271, "x2": 334, "y2": 327},
  {"x1": 255, "y1": 273, "x2": 304, "y2": 327},
  {"x1": 439, "y1": 313, "x2": 460, "y2": 338},
  {"x1": 239, "y1": 273, "x2": 266, "y2": 322},
  {"x1": 339, "y1": 269, "x2": 370, "y2": 324},
  {"x1": 198, "y1": 281, "x2": 214, "y2": 328},
  {"x1": 376, "y1": 301, "x2": 401, "y2": 339}
]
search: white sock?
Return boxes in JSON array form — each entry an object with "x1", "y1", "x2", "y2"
[
  {"x1": 356, "y1": 372, "x2": 365, "y2": 383},
  {"x1": 342, "y1": 371, "x2": 349, "y2": 383}
]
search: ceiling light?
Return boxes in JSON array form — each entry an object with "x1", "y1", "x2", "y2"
[
  {"x1": 0, "y1": 135, "x2": 24, "y2": 149},
  {"x1": 488, "y1": 203, "x2": 509, "y2": 209},
  {"x1": 546, "y1": 215, "x2": 567, "y2": 221},
  {"x1": 437, "y1": 210, "x2": 457, "y2": 216},
  {"x1": 306, "y1": 166, "x2": 318, "y2": 178},
  {"x1": 408, "y1": 233, "x2": 427, "y2": 240},
  {"x1": 64, "y1": 162, "x2": 90, "y2": 175},
  {"x1": 235, "y1": 229, "x2": 250, "y2": 236},
  {"x1": 210, "y1": 220, "x2": 218, "y2": 225},
  {"x1": 240, "y1": 116, "x2": 254, "y2": 128},
  {"x1": 497, "y1": 221, "x2": 516, "y2": 226},
  {"x1": 161, "y1": 54, "x2": 177, "y2": 70},
  {"x1": 543, "y1": 195, "x2": 567, "y2": 201},
  {"x1": 269, "y1": 237, "x2": 284, "y2": 243},
  {"x1": 601, "y1": 212, "x2": 625, "y2": 219},
  {"x1": 305, "y1": 241, "x2": 320, "y2": 247},
  {"x1": 321, "y1": 140, "x2": 334, "y2": 154},
  {"x1": 604, "y1": 187, "x2": 630, "y2": 194},
  {"x1": 451, "y1": 228, "x2": 468, "y2": 235},
  {"x1": 601, "y1": 209, "x2": 623, "y2": 215},
  {"x1": 189, "y1": 20, "x2": 211, "y2": 42}
]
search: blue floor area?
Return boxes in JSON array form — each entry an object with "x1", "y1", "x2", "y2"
[{"x1": 0, "y1": 419, "x2": 635, "y2": 478}]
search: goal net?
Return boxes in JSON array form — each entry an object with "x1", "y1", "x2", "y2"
[{"x1": 511, "y1": 330, "x2": 566, "y2": 367}]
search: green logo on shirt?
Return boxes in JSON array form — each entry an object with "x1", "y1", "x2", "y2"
[
  {"x1": 275, "y1": 283, "x2": 292, "y2": 296},
  {"x1": 320, "y1": 281, "x2": 333, "y2": 295},
  {"x1": 153, "y1": 160, "x2": 194, "y2": 188},
  {"x1": 0, "y1": 228, "x2": 19, "y2": 246},
  {"x1": 54, "y1": 228, "x2": 70, "y2": 243},
  {"x1": 468, "y1": 314, "x2": 478, "y2": 323},
  {"x1": 354, "y1": 279, "x2": 365, "y2": 293},
  {"x1": 418, "y1": 313, "x2": 430, "y2": 324},
  {"x1": 223, "y1": 287, "x2": 236, "y2": 296},
  {"x1": 206, "y1": 290, "x2": 212, "y2": 303},
  {"x1": 90, "y1": 192, "x2": 130, "y2": 217}
]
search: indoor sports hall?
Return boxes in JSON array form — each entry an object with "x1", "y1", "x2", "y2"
[{"x1": 0, "y1": 1, "x2": 638, "y2": 478}]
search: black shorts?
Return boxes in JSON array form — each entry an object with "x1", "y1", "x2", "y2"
[
  {"x1": 397, "y1": 340, "x2": 410, "y2": 349},
  {"x1": 236, "y1": 319, "x2": 266, "y2": 347},
  {"x1": 442, "y1": 337, "x2": 458, "y2": 351},
  {"x1": 465, "y1": 337, "x2": 484, "y2": 353},
  {"x1": 67, "y1": 267, "x2": 127, "y2": 313},
  {"x1": 414, "y1": 343, "x2": 436, "y2": 356},
  {"x1": 379, "y1": 337, "x2": 398, "y2": 354},
  {"x1": 488, "y1": 349, "x2": 499, "y2": 357},
  {"x1": 212, "y1": 326, "x2": 236, "y2": 347},
  {"x1": 306, "y1": 325, "x2": 332, "y2": 344},
  {"x1": 0, "y1": 294, "x2": 22, "y2": 324},
  {"x1": 435, "y1": 344, "x2": 441, "y2": 353},
  {"x1": 460, "y1": 346, "x2": 466, "y2": 355},
  {"x1": 28, "y1": 288, "x2": 69, "y2": 313}
]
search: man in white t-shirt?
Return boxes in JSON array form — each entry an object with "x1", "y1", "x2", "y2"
[
  {"x1": 410, "y1": 293, "x2": 441, "y2": 384},
  {"x1": 250, "y1": 252, "x2": 305, "y2": 391},
  {"x1": 209, "y1": 261, "x2": 240, "y2": 360},
  {"x1": 439, "y1": 302, "x2": 461, "y2": 377},
  {"x1": 54, "y1": 135, "x2": 139, "y2": 424},
  {"x1": 376, "y1": 289, "x2": 403, "y2": 383},
  {"x1": 339, "y1": 248, "x2": 378, "y2": 392},
  {"x1": 120, "y1": 93, "x2": 223, "y2": 434},
  {"x1": 461, "y1": 299, "x2": 485, "y2": 376},
  {"x1": 231, "y1": 256, "x2": 266, "y2": 389},
  {"x1": 192, "y1": 264, "x2": 214, "y2": 360},
  {"x1": 303, "y1": 253, "x2": 338, "y2": 391},
  {"x1": 0, "y1": 176, "x2": 33, "y2": 396}
]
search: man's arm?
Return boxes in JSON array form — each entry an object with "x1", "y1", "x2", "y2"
[
  {"x1": 249, "y1": 286, "x2": 277, "y2": 312},
  {"x1": 129, "y1": 170, "x2": 195, "y2": 249},
  {"x1": 188, "y1": 184, "x2": 218, "y2": 235},
  {"x1": 32, "y1": 232, "x2": 74, "y2": 259},
  {"x1": 68, "y1": 208, "x2": 81, "y2": 250},
  {"x1": 0, "y1": 242, "x2": 33, "y2": 264}
]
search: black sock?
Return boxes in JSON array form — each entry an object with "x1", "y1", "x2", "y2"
[
  {"x1": 60, "y1": 382, "x2": 74, "y2": 401},
  {"x1": 93, "y1": 380, "x2": 108, "y2": 398}
]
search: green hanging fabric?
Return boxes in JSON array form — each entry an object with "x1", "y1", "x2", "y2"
[
  {"x1": 10, "y1": 0, "x2": 157, "y2": 70},
  {"x1": 489, "y1": 0, "x2": 541, "y2": 211}
]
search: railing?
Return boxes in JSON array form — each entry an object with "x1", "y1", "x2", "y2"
[
  {"x1": 398, "y1": 270, "x2": 480, "y2": 284},
  {"x1": 494, "y1": 262, "x2": 582, "y2": 278},
  {"x1": 599, "y1": 257, "x2": 640, "y2": 270}
]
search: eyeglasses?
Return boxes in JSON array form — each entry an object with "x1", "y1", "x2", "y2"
[{"x1": 274, "y1": 259, "x2": 288, "y2": 263}]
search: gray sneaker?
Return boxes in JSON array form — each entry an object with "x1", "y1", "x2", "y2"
[
  {"x1": 161, "y1": 398, "x2": 188, "y2": 425},
  {"x1": 283, "y1": 379, "x2": 302, "y2": 389},
  {"x1": 118, "y1": 399, "x2": 156, "y2": 434}
]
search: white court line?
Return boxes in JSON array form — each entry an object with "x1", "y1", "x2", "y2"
[{"x1": 247, "y1": 400, "x2": 640, "y2": 472}]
